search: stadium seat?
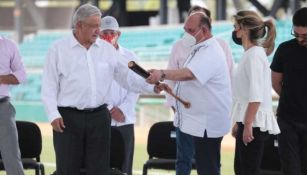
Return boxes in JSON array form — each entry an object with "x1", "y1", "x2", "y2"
[
  {"x1": 0, "y1": 121, "x2": 45, "y2": 175},
  {"x1": 142, "y1": 121, "x2": 196, "y2": 175},
  {"x1": 260, "y1": 134, "x2": 283, "y2": 175}
]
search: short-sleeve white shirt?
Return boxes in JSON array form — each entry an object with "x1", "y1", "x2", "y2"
[
  {"x1": 174, "y1": 37, "x2": 232, "y2": 138},
  {"x1": 231, "y1": 46, "x2": 280, "y2": 134}
]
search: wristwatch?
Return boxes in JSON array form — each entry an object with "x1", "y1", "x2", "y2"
[{"x1": 160, "y1": 70, "x2": 166, "y2": 82}]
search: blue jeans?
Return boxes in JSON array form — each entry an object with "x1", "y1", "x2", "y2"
[{"x1": 176, "y1": 127, "x2": 194, "y2": 175}]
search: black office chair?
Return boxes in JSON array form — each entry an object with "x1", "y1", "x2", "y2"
[
  {"x1": 260, "y1": 134, "x2": 283, "y2": 175},
  {"x1": 51, "y1": 126, "x2": 125, "y2": 175},
  {"x1": 0, "y1": 121, "x2": 45, "y2": 175},
  {"x1": 142, "y1": 121, "x2": 196, "y2": 175}
]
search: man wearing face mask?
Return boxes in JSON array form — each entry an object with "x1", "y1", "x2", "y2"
[
  {"x1": 147, "y1": 12, "x2": 232, "y2": 175},
  {"x1": 270, "y1": 7, "x2": 307, "y2": 175},
  {"x1": 99, "y1": 16, "x2": 139, "y2": 175},
  {"x1": 165, "y1": 6, "x2": 233, "y2": 175}
]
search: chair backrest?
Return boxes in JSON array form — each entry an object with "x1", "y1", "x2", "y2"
[
  {"x1": 147, "y1": 121, "x2": 176, "y2": 159},
  {"x1": 17, "y1": 121, "x2": 42, "y2": 159},
  {"x1": 110, "y1": 127, "x2": 125, "y2": 171},
  {"x1": 0, "y1": 121, "x2": 42, "y2": 160}
]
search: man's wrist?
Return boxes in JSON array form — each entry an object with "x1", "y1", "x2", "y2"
[{"x1": 160, "y1": 70, "x2": 166, "y2": 82}]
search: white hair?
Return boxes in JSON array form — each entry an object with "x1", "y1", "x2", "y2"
[{"x1": 72, "y1": 3, "x2": 102, "y2": 30}]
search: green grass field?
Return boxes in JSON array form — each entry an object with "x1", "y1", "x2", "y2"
[{"x1": 0, "y1": 135, "x2": 235, "y2": 175}]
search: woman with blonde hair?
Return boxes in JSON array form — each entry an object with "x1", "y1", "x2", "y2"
[{"x1": 231, "y1": 10, "x2": 280, "y2": 175}]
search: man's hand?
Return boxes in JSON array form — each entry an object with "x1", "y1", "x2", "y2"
[
  {"x1": 146, "y1": 69, "x2": 162, "y2": 84},
  {"x1": 154, "y1": 83, "x2": 172, "y2": 93},
  {"x1": 231, "y1": 123, "x2": 238, "y2": 138},
  {"x1": 110, "y1": 107, "x2": 125, "y2": 123},
  {"x1": 51, "y1": 117, "x2": 65, "y2": 133},
  {"x1": 0, "y1": 76, "x2": 3, "y2": 85}
]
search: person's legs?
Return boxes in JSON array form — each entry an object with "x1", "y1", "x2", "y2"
[
  {"x1": 277, "y1": 118, "x2": 301, "y2": 175},
  {"x1": 300, "y1": 129, "x2": 307, "y2": 175},
  {"x1": 113, "y1": 124, "x2": 134, "y2": 175},
  {"x1": 0, "y1": 101, "x2": 24, "y2": 175},
  {"x1": 85, "y1": 106, "x2": 111, "y2": 175},
  {"x1": 54, "y1": 108, "x2": 85, "y2": 175},
  {"x1": 234, "y1": 123, "x2": 268, "y2": 175},
  {"x1": 193, "y1": 131, "x2": 223, "y2": 175},
  {"x1": 176, "y1": 127, "x2": 195, "y2": 175},
  {"x1": 234, "y1": 127, "x2": 242, "y2": 175}
]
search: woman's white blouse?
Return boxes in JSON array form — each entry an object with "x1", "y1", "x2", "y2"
[{"x1": 231, "y1": 46, "x2": 280, "y2": 134}]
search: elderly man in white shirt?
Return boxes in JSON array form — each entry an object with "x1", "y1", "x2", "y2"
[
  {"x1": 165, "y1": 6, "x2": 234, "y2": 175},
  {"x1": 147, "y1": 13, "x2": 232, "y2": 175},
  {"x1": 41, "y1": 4, "x2": 159, "y2": 175},
  {"x1": 99, "y1": 16, "x2": 139, "y2": 175}
]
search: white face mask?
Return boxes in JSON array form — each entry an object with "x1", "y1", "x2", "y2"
[{"x1": 181, "y1": 29, "x2": 201, "y2": 47}]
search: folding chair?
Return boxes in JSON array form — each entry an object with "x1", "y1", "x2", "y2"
[
  {"x1": 51, "y1": 126, "x2": 125, "y2": 175},
  {"x1": 142, "y1": 121, "x2": 196, "y2": 175},
  {"x1": 0, "y1": 121, "x2": 45, "y2": 175},
  {"x1": 260, "y1": 134, "x2": 283, "y2": 175}
]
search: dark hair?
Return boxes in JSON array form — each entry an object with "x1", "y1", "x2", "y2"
[
  {"x1": 293, "y1": 7, "x2": 307, "y2": 27},
  {"x1": 234, "y1": 10, "x2": 276, "y2": 56},
  {"x1": 188, "y1": 5, "x2": 211, "y2": 18},
  {"x1": 199, "y1": 14, "x2": 211, "y2": 30}
]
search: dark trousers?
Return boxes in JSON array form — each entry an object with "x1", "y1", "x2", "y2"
[
  {"x1": 234, "y1": 122, "x2": 269, "y2": 175},
  {"x1": 277, "y1": 117, "x2": 307, "y2": 175},
  {"x1": 193, "y1": 131, "x2": 223, "y2": 175},
  {"x1": 54, "y1": 105, "x2": 111, "y2": 175},
  {"x1": 112, "y1": 124, "x2": 134, "y2": 175}
]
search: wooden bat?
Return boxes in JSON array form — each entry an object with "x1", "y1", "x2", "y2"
[{"x1": 128, "y1": 61, "x2": 191, "y2": 109}]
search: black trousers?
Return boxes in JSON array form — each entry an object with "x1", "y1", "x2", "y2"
[
  {"x1": 277, "y1": 117, "x2": 307, "y2": 175},
  {"x1": 193, "y1": 131, "x2": 223, "y2": 175},
  {"x1": 234, "y1": 122, "x2": 269, "y2": 175},
  {"x1": 54, "y1": 105, "x2": 111, "y2": 175},
  {"x1": 112, "y1": 124, "x2": 134, "y2": 175}
]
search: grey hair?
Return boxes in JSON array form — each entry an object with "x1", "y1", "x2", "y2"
[{"x1": 72, "y1": 3, "x2": 102, "y2": 30}]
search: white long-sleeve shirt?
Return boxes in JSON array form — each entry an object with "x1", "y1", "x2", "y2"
[
  {"x1": 41, "y1": 33, "x2": 154, "y2": 122},
  {"x1": 109, "y1": 45, "x2": 139, "y2": 126}
]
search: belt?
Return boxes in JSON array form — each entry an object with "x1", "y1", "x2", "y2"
[
  {"x1": 60, "y1": 104, "x2": 107, "y2": 113},
  {"x1": 0, "y1": 97, "x2": 9, "y2": 103}
]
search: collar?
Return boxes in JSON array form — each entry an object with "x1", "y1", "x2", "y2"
[
  {"x1": 192, "y1": 36, "x2": 215, "y2": 49},
  {"x1": 117, "y1": 44, "x2": 123, "y2": 52},
  {"x1": 69, "y1": 32, "x2": 100, "y2": 48}
]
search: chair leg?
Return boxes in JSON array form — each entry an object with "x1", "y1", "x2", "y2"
[
  {"x1": 35, "y1": 167, "x2": 39, "y2": 175},
  {"x1": 40, "y1": 164, "x2": 45, "y2": 175},
  {"x1": 142, "y1": 164, "x2": 148, "y2": 175}
]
